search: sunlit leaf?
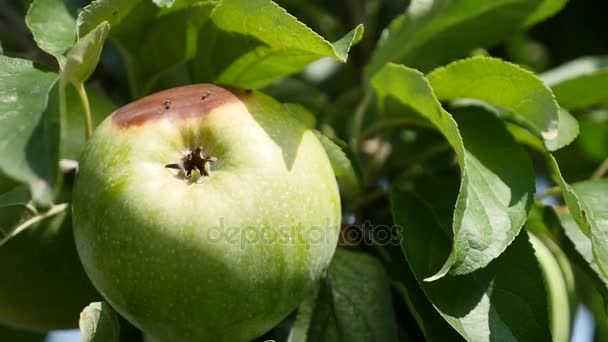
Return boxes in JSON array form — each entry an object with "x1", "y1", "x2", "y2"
[
  {"x1": 372, "y1": 63, "x2": 534, "y2": 277},
  {"x1": 26, "y1": 0, "x2": 76, "y2": 67},
  {"x1": 200, "y1": 0, "x2": 363, "y2": 89},
  {"x1": 427, "y1": 56, "x2": 560, "y2": 148},
  {"x1": 364, "y1": 0, "x2": 546, "y2": 79}
]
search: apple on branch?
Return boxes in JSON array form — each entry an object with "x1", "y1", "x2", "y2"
[{"x1": 72, "y1": 84, "x2": 341, "y2": 342}]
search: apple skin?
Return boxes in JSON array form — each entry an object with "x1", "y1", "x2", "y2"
[
  {"x1": 72, "y1": 84, "x2": 341, "y2": 341},
  {"x1": 0, "y1": 208, "x2": 99, "y2": 332}
]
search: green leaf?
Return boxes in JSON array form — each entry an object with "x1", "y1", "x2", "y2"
[
  {"x1": 77, "y1": 0, "x2": 140, "y2": 38},
  {"x1": 112, "y1": 1, "x2": 214, "y2": 96},
  {"x1": 291, "y1": 249, "x2": 399, "y2": 342},
  {"x1": 63, "y1": 21, "x2": 110, "y2": 85},
  {"x1": 542, "y1": 56, "x2": 608, "y2": 110},
  {"x1": 26, "y1": 0, "x2": 76, "y2": 67},
  {"x1": 569, "y1": 180, "x2": 608, "y2": 278},
  {"x1": 546, "y1": 156, "x2": 589, "y2": 236},
  {"x1": 0, "y1": 56, "x2": 59, "y2": 206},
  {"x1": 372, "y1": 63, "x2": 535, "y2": 277},
  {"x1": 546, "y1": 108, "x2": 579, "y2": 151},
  {"x1": 461, "y1": 102, "x2": 577, "y2": 151},
  {"x1": 392, "y1": 190, "x2": 551, "y2": 342},
  {"x1": 206, "y1": 0, "x2": 363, "y2": 89},
  {"x1": 314, "y1": 132, "x2": 362, "y2": 199},
  {"x1": 384, "y1": 236, "x2": 464, "y2": 341},
  {"x1": 529, "y1": 234, "x2": 572, "y2": 342},
  {"x1": 364, "y1": 0, "x2": 544, "y2": 79},
  {"x1": 558, "y1": 212, "x2": 608, "y2": 306},
  {"x1": 80, "y1": 301, "x2": 120, "y2": 342},
  {"x1": 524, "y1": 0, "x2": 568, "y2": 27},
  {"x1": 427, "y1": 56, "x2": 560, "y2": 149}
]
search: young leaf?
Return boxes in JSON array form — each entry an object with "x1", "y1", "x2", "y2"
[
  {"x1": 427, "y1": 56, "x2": 560, "y2": 148},
  {"x1": 290, "y1": 248, "x2": 399, "y2": 342},
  {"x1": 541, "y1": 56, "x2": 608, "y2": 110},
  {"x1": 63, "y1": 21, "x2": 110, "y2": 85},
  {"x1": 26, "y1": 0, "x2": 76, "y2": 67},
  {"x1": 77, "y1": 0, "x2": 140, "y2": 38},
  {"x1": 0, "y1": 56, "x2": 59, "y2": 206},
  {"x1": 206, "y1": 0, "x2": 363, "y2": 89},
  {"x1": 80, "y1": 301, "x2": 120, "y2": 342},
  {"x1": 313, "y1": 132, "x2": 362, "y2": 199},
  {"x1": 364, "y1": 0, "x2": 544, "y2": 79},
  {"x1": 372, "y1": 64, "x2": 535, "y2": 277},
  {"x1": 392, "y1": 190, "x2": 551, "y2": 342}
]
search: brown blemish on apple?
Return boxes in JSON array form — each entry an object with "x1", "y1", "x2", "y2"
[{"x1": 112, "y1": 84, "x2": 250, "y2": 128}]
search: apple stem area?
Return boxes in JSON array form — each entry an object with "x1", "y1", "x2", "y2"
[{"x1": 165, "y1": 146, "x2": 217, "y2": 183}]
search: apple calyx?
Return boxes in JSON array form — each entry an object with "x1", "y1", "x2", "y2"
[{"x1": 165, "y1": 146, "x2": 217, "y2": 182}]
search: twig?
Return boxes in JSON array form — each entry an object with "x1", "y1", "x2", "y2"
[{"x1": 0, "y1": 203, "x2": 68, "y2": 246}]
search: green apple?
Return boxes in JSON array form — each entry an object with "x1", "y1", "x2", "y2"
[
  {"x1": 0, "y1": 206, "x2": 99, "y2": 332},
  {"x1": 73, "y1": 84, "x2": 341, "y2": 341}
]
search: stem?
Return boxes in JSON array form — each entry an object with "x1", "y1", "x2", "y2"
[
  {"x1": 0, "y1": 203, "x2": 68, "y2": 246},
  {"x1": 592, "y1": 158, "x2": 608, "y2": 180},
  {"x1": 74, "y1": 82, "x2": 93, "y2": 140}
]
